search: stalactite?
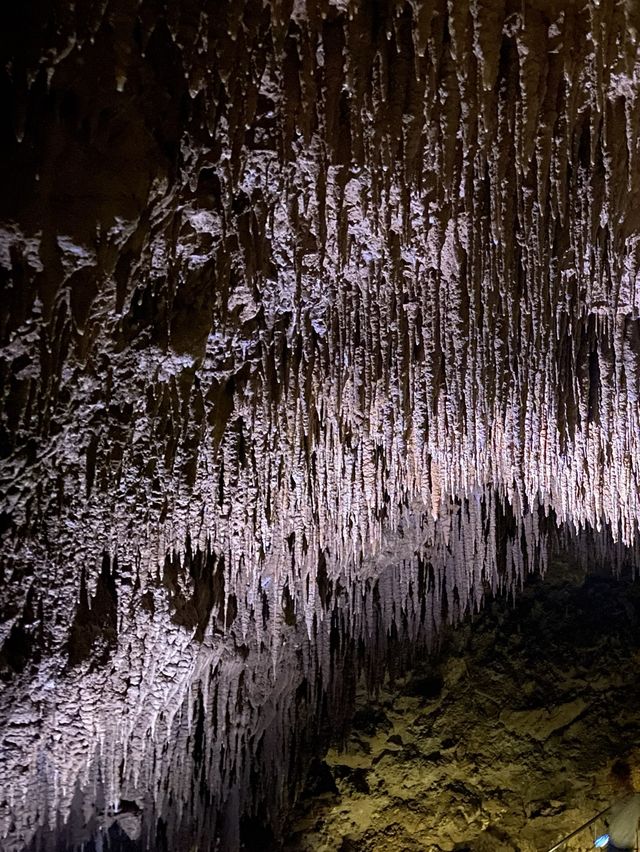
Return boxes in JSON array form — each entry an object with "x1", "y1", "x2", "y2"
[{"x1": 1, "y1": 0, "x2": 640, "y2": 849}]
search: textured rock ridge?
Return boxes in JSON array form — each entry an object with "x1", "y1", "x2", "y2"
[{"x1": 1, "y1": 0, "x2": 640, "y2": 848}]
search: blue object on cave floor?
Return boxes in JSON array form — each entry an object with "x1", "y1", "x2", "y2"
[{"x1": 594, "y1": 835, "x2": 609, "y2": 848}]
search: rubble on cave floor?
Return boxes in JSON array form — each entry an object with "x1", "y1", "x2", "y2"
[{"x1": 285, "y1": 561, "x2": 640, "y2": 852}]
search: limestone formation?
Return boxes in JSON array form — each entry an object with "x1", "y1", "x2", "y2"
[{"x1": 1, "y1": 0, "x2": 639, "y2": 849}]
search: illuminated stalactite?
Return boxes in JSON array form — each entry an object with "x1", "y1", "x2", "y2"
[{"x1": 1, "y1": 0, "x2": 640, "y2": 849}]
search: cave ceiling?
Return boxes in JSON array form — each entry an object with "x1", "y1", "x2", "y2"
[{"x1": 1, "y1": 0, "x2": 640, "y2": 849}]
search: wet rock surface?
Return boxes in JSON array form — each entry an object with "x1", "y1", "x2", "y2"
[{"x1": 287, "y1": 561, "x2": 640, "y2": 851}]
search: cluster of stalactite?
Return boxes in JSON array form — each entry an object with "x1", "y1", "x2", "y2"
[
  {"x1": 11, "y1": 494, "x2": 550, "y2": 852},
  {"x1": 1, "y1": 0, "x2": 640, "y2": 849}
]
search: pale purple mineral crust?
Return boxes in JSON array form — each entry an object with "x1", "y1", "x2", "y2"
[{"x1": 0, "y1": 0, "x2": 639, "y2": 849}]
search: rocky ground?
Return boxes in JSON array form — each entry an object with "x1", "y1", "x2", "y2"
[{"x1": 285, "y1": 559, "x2": 640, "y2": 852}]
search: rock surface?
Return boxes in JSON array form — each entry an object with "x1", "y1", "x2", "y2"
[
  {"x1": 1, "y1": 0, "x2": 640, "y2": 849},
  {"x1": 287, "y1": 560, "x2": 640, "y2": 851}
]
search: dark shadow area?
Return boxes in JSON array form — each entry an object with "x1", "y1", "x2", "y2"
[{"x1": 284, "y1": 558, "x2": 640, "y2": 851}]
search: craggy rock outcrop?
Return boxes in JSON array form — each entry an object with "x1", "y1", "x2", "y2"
[{"x1": 1, "y1": 0, "x2": 640, "y2": 849}]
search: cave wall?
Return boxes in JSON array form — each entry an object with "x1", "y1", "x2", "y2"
[{"x1": 1, "y1": 0, "x2": 640, "y2": 849}]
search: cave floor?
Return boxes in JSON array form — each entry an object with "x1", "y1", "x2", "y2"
[{"x1": 285, "y1": 559, "x2": 640, "y2": 852}]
